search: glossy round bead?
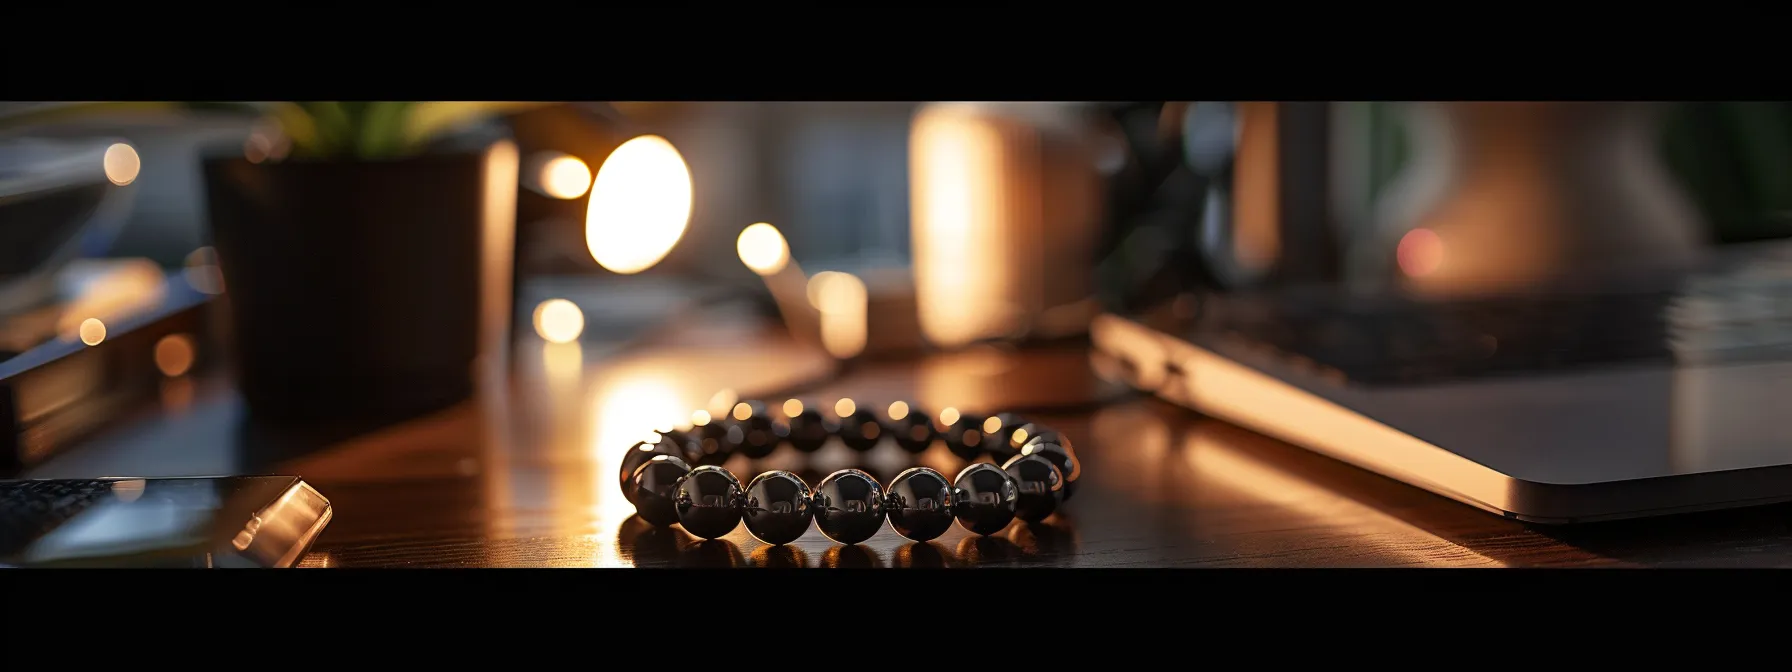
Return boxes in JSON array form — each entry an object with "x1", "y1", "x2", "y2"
[
  {"x1": 1000, "y1": 454, "x2": 1064, "y2": 523},
  {"x1": 619, "y1": 438, "x2": 683, "y2": 504},
  {"x1": 940, "y1": 408, "x2": 989, "y2": 461},
  {"x1": 674, "y1": 465, "x2": 745, "y2": 539},
  {"x1": 632, "y1": 455, "x2": 691, "y2": 527},
  {"x1": 688, "y1": 413, "x2": 733, "y2": 466},
  {"x1": 812, "y1": 469, "x2": 886, "y2": 545},
  {"x1": 1006, "y1": 422, "x2": 1057, "y2": 458},
  {"x1": 884, "y1": 467, "x2": 955, "y2": 542},
  {"x1": 884, "y1": 401, "x2": 936, "y2": 453},
  {"x1": 778, "y1": 400, "x2": 831, "y2": 453},
  {"x1": 984, "y1": 413, "x2": 1032, "y2": 461},
  {"x1": 742, "y1": 470, "x2": 815, "y2": 546},
  {"x1": 952, "y1": 462, "x2": 1018, "y2": 536},
  {"x1": 831, "y1": 398, "x2": 883, "y2": 452},
  {"x1": 728, "y1": 401, "x2": 779, "y2": 459},
  {"x1": 654, "y1": 428, "x2": 703, "y2": 467},
  {"x1": 1020, "y1": 437, "x2": 1081, "y2": 502}
]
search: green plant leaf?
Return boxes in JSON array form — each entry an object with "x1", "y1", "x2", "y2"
[
  {"x1": 255, "y1": 102, "x2": 321, "y2": 156},
  {"x1": 358, "y1": 102, "x2": 414, "y2": 159},
  {"x1": 402, "y1": 101, "x2": 555, "y2": 152},
  {"x1": 302, "y1": 102, "x2": 355, "y2": 158}
]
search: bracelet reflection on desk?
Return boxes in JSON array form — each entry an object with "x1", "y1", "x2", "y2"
[{"x1": 619, "y1": 399, "x2": 1081, "y2": 546}]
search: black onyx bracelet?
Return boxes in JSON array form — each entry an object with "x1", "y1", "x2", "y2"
[{"x1": 618, "y1": 398, "x2": 1082, "y2": 546}]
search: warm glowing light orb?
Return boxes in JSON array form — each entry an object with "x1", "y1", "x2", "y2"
[
  {"x1": 154, "y1": 333, "x2": 197, "y2": 377},
  {"x1": 888, "y1": 401, "x2": 910, "y2": 421},
  {"x1": 103, "y1": 143, "x2": 140, "y2": 186},
  {"x1": 540, "y1": 155, "x2": 593, "y2": 199},
  {"x1": 532, "y1": 299, "x2": 586, "y2": 344},
  {"x1": 79, "y1": 318, "x2": 107, "y2": 346},
  {"x1": 835, "y1": 398, "x2": 857, "y2": 418},
  {"x1": 585, "y1": 135, "x2": 693, "y2": 274},
  {"x1": 737, "y1": 223, "x2": 790, "y2": 275},
  {"x1": 1397, "y1": 228, "x2": 1445, "y2": 278}
]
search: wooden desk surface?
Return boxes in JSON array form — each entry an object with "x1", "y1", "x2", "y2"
[{"x1": 29, "y1": 318, "x2": 1792, "y2": 568}]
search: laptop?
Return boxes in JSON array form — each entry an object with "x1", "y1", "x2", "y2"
[{"x1": 1091, "y1": 102, "x2": 1792, "y2": 524}]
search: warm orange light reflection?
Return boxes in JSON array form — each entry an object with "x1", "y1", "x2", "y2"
[
  {"x1": 543, "y1": 341, "x2": 583, "y2": 388},
  {"x1": 160, "y1": 377, "x2": 194, "y2": 414},
  {"x1": 737, "y1": 223, "x2": 792, "y2": 276},
  {"x1": 585, "y1": 135, "x2": 693, "y2": 275},
  {"x1": 910, "y1": 105, "x2": 1012, "y2": 348},
  {"x1": 888, "y1": 401, "x2": 910, "y2": 421},
  {"x1": 539, "y1": 154, "x2": 593, "y2": 199},
  {"x1": 835, "y1": 398, "x2": 857, "y2": 418},
  {"x1": 691, "y1": 409, "x2": 712, "y2": 426},
  {"x1": 588, "y1": 371, "x2": 690, "y2": 566},
  {"x1": 811, "y1": 271, "x2": 868, "y2": 358},
  {"x1": 981, "y1": 416, "x2": 1001, "y2": 434},
  {"x1": 532, "y1": 299, "x2": 585, "y2": 344},
  {"x1": 783, "y1": 398, "x2": 805, "y2": 417},
  {"x1": 78, "y1": 318, "x2": 106, "y2": 346},
  {"x1": 940, "y1": 407, "x2": 961, "y2": 426},
  {"x1": 733, "y1": 402, "x2": 753, "y2": 422},
  {"x1": 56, "y1": 259, "x2": 166, "y2": 340},
  {"x1": 1397, "y1": 228, "x2": 1444, "y2": 278},
  {"x1": 1183, "y1": 426, "x2": 1503, "y2": 567},
  {"x1": 154, "y1": 333, "x2": 196, "y2": 377},
  {"x1": 103, "y1": 143, "x2": 140, "y2": 186},
  {"x1": 111, "y1": 479, "x2": 147, "y2": 503}
]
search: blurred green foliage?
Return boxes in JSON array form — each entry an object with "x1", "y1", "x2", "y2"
[{"x1": 0, "y1": 101, "x2": 552, "y2": 160}]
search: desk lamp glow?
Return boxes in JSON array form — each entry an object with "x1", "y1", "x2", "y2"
[
  {"x1": 528, "y1": 134, "x2": 694, "y2": 344},
  {"x1": 737, "y1": 222, "x2": 826, "y2": 352}
]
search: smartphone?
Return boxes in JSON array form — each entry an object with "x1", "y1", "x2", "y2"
[{"x1": 0, "y1": 476, "x2": 331, "y2": 568}]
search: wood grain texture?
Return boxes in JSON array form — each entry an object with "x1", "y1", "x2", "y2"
[{"x1": 30, "y1": 318, "x2": 1792, "y2": 568}]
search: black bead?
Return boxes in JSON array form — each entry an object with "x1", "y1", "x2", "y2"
[
  {"x1": 884, "y1": 467, "x2": 955, "y2": 542},
  {"x1": 742, "y1": 470, "x2": 814, "y2": 546},
  {"x1": 831, "y1": 399, "x2": 883, "y2": 452},
  {"x1": 1001, "y1": 454, "x2": 1064, "y2": 523},
  {"x1": 655, "y1": 428, "x2": 703, "y2": 467},
  {"x1": 952, "y1": 463, "x2": 1017, "y2": 536},
  {"x1": 619, "y1": 438, "x2": 683, "y2": 504},
  {"x1": 729, "y1": 401, "x2": 779, "y2": 459},
  {"x1": 812, "y1": 469, "x2": 886, "y2": 545},
  {"x1": 940, "y1": 409, "x2": 989, "y2": 461},
  {"x1": 1018, "y1": 425, "x2": 1072, "y2": 452},
  {"x1": 884, "y1": 401, "x2": 936, "y2": 454},
  {"x1": 984, "y1": 413, "x2": 1032, "y2": 461},
  {"x1": 688, "y1": 413, "x2": 733, "y2": 466},
  {"x1": 674, "y1": 465, "x2": 744, "y2": 540},
  {"x1": 632, "y1": 455, "x2": 691, "y2": 527},
  {"x1": 1020, "y1": 437, "x2": 1081, "y2": 502},
  {"x1": 1005, "y1": 422, "x2": 1056, "y2": 459},
  {"x1": 778, "y1": 400, "x2": 831, "y2": 453}
]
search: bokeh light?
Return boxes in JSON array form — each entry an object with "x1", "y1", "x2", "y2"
[{"x1": 585, "y1": 136, "x2": 693, "y2": 274}]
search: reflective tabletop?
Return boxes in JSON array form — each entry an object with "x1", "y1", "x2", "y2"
[{"x1": 30, "y1": 315, "x2": 1792, "y2": 567}]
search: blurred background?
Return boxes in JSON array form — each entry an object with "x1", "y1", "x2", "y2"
[
  {"x1": 8, "y1": 100, "x2": 1792, "y2": 566},
  {"x1": 9, "y1": 101, "x2": 1792, "y2": 442}
]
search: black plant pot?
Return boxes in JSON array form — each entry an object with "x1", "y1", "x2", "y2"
[{"x1": 202, "y1": 142, "x2": 516, "y2": 428}]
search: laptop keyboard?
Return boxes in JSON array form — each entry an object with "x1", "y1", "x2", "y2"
[
  {"x1": 1203, "y1": 289, "x2": 1678, "y2": 386},
  {"x1": 0, "y1": 479, "x2": 115, "y2": 555}
]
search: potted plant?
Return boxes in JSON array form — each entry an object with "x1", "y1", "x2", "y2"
[{"x1": 5, "y1": 102, "x2": 554, "y2": 427}]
